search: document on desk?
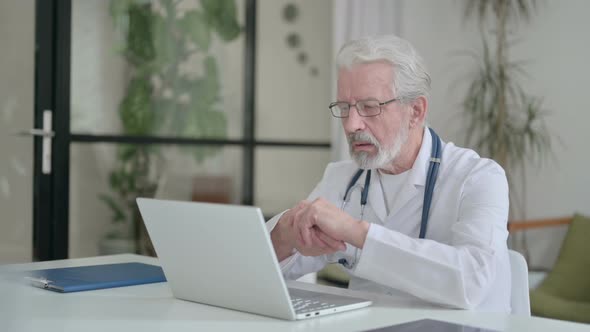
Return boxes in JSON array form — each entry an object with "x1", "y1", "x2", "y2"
[
  {"x1": 24, "y1": 262, "x2": 166, "y2": 293},
  {"x1": 363, "y1": 319, "x2": 500, "y2": 332}
]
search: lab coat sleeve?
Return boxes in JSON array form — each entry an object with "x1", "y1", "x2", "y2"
[
  {"x1": 353, "y1": 165, "x2": 509, "y2": 309},
  {"x1": 264, "y1": 164, "x2": 337, "y2": 280}
]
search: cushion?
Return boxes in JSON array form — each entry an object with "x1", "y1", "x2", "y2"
[
  {"x1": 530, "y1": 288, "x2": 590, "y2": 323},
  {"x1": 534, "y1": 213, "x2": 590, "y2": 302}
]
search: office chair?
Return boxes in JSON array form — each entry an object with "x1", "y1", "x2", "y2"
[
  {"x1": 318, "y1": 250, "x2": 532, "y2": 315},
  {"x1": 508, "y1": 249, "x2": 531, "y2": 315}
]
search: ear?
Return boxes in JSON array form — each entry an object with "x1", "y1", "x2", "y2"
[{"x1": 408, "y1": 96, "x2": 428, "y2": 129}]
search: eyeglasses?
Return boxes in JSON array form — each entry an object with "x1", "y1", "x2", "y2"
[{"x1": 329, "y1": 97, "x2": 399, "y2": 118}]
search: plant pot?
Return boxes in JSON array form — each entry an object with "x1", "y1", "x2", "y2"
[{"x1": 192, "y1": 175, "x2": 233, "y2": 203}]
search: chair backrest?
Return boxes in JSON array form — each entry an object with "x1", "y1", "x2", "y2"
[{"x1": 509, "y1": 249, "x2": 531, "y2": 315}]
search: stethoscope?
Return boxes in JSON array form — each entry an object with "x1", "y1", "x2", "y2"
[{"x1": 337, "y1": 128, "x2": 442, "y2": 268}]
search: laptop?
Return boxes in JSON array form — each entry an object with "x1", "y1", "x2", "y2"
[
  {"x1": 137, "y1": 198, "x2": 372, "y2": 320},
  {"x1": 364, "y1": 319, "x2": 500, "y2": 332}
]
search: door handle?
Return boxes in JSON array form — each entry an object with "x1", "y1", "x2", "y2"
[
  {"x1": 18, "y1": 128, "x2": 55, "y2": 137},
  {"x1": 16, "y1": 110, "x2": 54, "y2": 174}
]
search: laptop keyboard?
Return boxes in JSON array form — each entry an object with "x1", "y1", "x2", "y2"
[
  {"x1": 291, "y1": 297, "x2": 338, "y2": 313},
  {"x1": 288, "y1": 288, "x2": 369, "y2": 316}
]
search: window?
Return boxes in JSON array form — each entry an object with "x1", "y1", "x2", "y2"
[{"x1": 62, "y1": 0, "x2": 333, "y2": 258}]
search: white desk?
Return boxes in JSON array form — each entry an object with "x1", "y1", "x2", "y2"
[{"x1": 0, "y1": 254, "x2": 588, "y2": 332}]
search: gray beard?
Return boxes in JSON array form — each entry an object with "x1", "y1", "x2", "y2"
[{"x1": 348, "y1": 123, "x2": 409, "y2": 170}]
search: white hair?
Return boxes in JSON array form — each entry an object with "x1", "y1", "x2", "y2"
[{"x1": 336, "y1": 35, "x2": 431, "y2": 102}]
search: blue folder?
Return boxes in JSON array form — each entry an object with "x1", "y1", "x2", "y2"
[{"x1": 25, "y1": 262, "x2": 166, "y2": 293}]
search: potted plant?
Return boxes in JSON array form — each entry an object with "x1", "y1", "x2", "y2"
[
  {"x1": 459, "y1": 0, "x2": 554, "y2": 260},
  {"x1": 99, "y1": 0, "x2": 242, "y2": 256}
]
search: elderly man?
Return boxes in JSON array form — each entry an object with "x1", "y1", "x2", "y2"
[{"x1": 267, "y1": 35, "x2": 511, "y2": 312}]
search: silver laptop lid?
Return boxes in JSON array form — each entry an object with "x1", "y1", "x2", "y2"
[{"x1": 137, "y1": 198, "x2": 296, "y2": 320}]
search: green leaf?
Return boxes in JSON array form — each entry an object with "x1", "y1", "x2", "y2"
[
  {"x1": 152, "y1": 14, "x2": 178, "y2": 68},
  {"x1": 117, "y1": 145, "x2": 138, "y2": 162},
  {"x1": 180, "y1": 109, "x2": 226, "y2": 162},
  {"x1": 99, "y1": 193, "x2": 127, "y2": 224},
  {"x1": 117, "y1": 168, "x2": 136, "y2": 193},
  {"x1": 200, "y1": 0, "x2": 223, "y2": 14},
  {"x1": 109, "y1": 0, "x2": 134, "y2": 52},
  {"x1": 212, "y1": 15, "x2": 241, "y2": 41},
  {"x1": 109, "y1": 0, "x2": 133, "y2": 20},
  {"x1": 125, "y1": 3, "x2": 156, "y2": 65},
  {"x1": 178, "y1": 79, "x2": 227, "y2": 162},
  {"x1": 119, "y1": 76, "x2": 155, "y2": 135},
  {"x1": 109, "y1": 170, "x2": 121, "y2": 190},
  {"x1": 152, "y1": 98, "x2": 178, "y2": 134},
  {"x1": 201, "y1": 0, "x2": 242, "y2": 41},
  {"x1": 181, "y1": 10, "x2": 211, "y2": 50},
  {"x1": 189, "y1": 57, "x2": 221, "y2": 110},
  {"x1": 200, "y1": 109, "x2": 227, "y2": 138},
  {"x1": 204, "y1": 55, "x2": 218, "y2": 76},
  {"x1": 463, "y1": 0, "x2": 538, "y2": 25},
  {"x1": 180, "y1": 108, "x2": 226, "y2": 139},
  {"x1": 172, "y1": 104, "x2": 190, "y2": 135},
  {"x1": 187, "y1": 146, "x2": 210, "y2": 164}
]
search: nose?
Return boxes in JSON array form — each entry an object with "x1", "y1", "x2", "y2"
[{"x1": 342, "y1": 105, "x2": 366, "y2": 134}]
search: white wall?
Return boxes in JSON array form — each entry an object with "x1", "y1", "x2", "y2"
[
  {"x1": 255, "y1": 0, "x2": 333, "y2": 214},
  {"x1": 256, "y1": 0, "x2": 333, "y2": 142},
  {"x1": 0, "y1": 0, "x2": 34, "y2": 263},
  {"x1": 397, "y1": 0, "x2": 590, "y2": 268}
]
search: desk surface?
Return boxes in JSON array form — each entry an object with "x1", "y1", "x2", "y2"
[{"x1": 0, "y1": 254, "x2": 588, "y2": 332}]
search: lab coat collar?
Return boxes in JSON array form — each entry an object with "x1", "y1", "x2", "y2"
[
  {"x1": 407, "y1": 126, "x2": 433, "y2": 187},
  {"x1": 368, "y1": 127, "x2": 433, "y2": 220}
]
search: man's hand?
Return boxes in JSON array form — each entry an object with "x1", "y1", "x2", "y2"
[
  {"x1": 271, "y1": 201, "x2": 346, "y2": 259},
  {"x1": 294, "y1": 225, "x2": 347, "y2": 257},
  {"x1": 293, "y1": 198, "x2": 370, "y2": 249}
]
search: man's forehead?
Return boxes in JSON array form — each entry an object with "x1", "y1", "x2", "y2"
[
  {"x1": 340, "y1": 60, "x2": 392, "y2": 72},
  {"x1": 337, "y1": 62, "x2": 394, "y2": 96},
  {"x1": 339, "y1": 62, "x2": 392, "y2": 81}
]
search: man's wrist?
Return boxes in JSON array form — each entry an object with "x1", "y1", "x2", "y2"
[
  {"x1": 347, "y1": 219, "x2": 370, "y2": 249},
  {"x1": 271, "y1": 214, "x2": 295, "y2": 261}
]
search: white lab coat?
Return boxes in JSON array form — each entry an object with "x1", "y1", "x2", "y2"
[{"x1": 266, "y1": 128, "x2": 511, "y2": 312}]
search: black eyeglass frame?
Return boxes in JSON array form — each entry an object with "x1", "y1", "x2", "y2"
[{"x1": 328, "y1": 97, "x2": 399, "y2": 118}]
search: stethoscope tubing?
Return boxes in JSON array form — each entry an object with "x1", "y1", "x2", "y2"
[{"x1": 342, "y1": 128, "x2": 442, "y2": 240}]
